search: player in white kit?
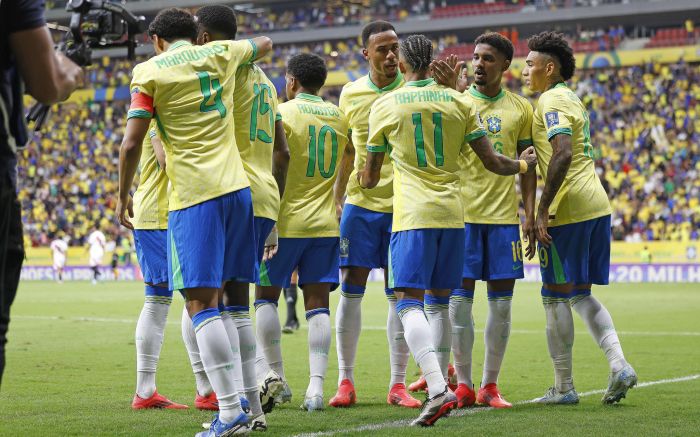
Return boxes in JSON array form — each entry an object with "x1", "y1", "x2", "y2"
[
  {"x1": 50, "y1": 235, "x2": 68, "y2": 283},
  {"x1": 87, "y1": 227, "x2": 106, "y2": 284}
]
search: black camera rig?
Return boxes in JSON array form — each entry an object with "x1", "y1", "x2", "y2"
[{"x1": 26, "y1": 0, "x2": 146, "y2": 130}]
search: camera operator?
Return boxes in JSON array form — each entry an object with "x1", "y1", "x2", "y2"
[{"x1": 0, "y1": 0, "x2": 83, "y2": 388}]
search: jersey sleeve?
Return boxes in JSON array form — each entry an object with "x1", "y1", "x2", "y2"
[
  {"x1": 462, "y1": 97, "x2": 487, "y2": 144},
  {"x1": 517, "y1": 99, "x2": 534, "y2": 149},
  {"x1": 366, "y1": 101, "x2": 389, "y2": 153},
  {"x1": 127, "y1": 64, "x2": 155, "y2": 120},
  {"x1": 227, "y1": 39, "x2": 257, "y2": 70},
  {"x1": 540, "y1": 95, "x2": 573, "y2": 141}
]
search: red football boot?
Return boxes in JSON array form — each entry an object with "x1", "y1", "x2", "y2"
[
  {"x1": 476, "y1": 383, "x2": 512, "y2": 408},
  {"x1": 409, "y1": 363, "x2": 457, "y2": 392},
  {"x1": 454, "y1": 383, "x2": 476, "y2": 408},
  {"x1": 132, "y1": 391, "x2": 188, "y2": 410},
  {"x1": 387, "y1": 383, "x2": 422, "y2": 408},
  {"x1": 329, "y1": 379, "x2": 356, "y2": 407},
  {"x1": 195, "y1": 392, "x2": 219, "y2": 411}
]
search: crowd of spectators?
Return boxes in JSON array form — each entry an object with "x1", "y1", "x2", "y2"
[{"x1": 16, "y1": 58, "x2": 699, "y2": 246}]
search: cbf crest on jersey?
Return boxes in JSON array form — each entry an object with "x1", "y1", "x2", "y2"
[
  {"x1": 486, "y1": 115, "x2": 501, "y2": 134},
  {"x1": 545, "y1": 111, "x2": 559, "y2": 128}
]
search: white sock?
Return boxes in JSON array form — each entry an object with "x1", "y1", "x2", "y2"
[
  {"x1": 482, "y1": 291, "x2": 513, "y2": 386},
  {"x1": 397, "y1": 299, "x2": 446, "y2": 398},
  {"x1": 542, "y1": 288, "x2": 575, "y2": 392},
  {"x1": 425, "y1": 294, "x2": 451, "y2": 377},
  {"x1": 255, "y1": 300, "x2": 285, "y2": 379},
  {"x1": 386, "y1": 290, "x2": 410, "y2": 387},
  {"x1": 255, "y1": 337, "x2": 271, "y2": 382},
  {"x1": 306, "y1": 309, "x2": 331, "y2": 399},
  {"x1": 192, "y1": 308, "x2": 242, "y2": 423},
  {"x1": 449, "y1": 289, "x2": 474, "y2": 387},
  {"x1": 220, "y1": 305, "x2": 245, "y2": 400},
  {"x1": 335, "y1": 284, "x2": 364, "y2": 384},
  {"x1": 570, "y1": 291, "x2": 627, "y2": 373},
  {"x1": 228, "y1": 306, "x2": 263, "y2": 416},
  {"x1": 135, "y1": 286, "x2": 172, "y2": 398},
  {"x1": 181, "y1": 306, "x2": 212, "y2": 396}
]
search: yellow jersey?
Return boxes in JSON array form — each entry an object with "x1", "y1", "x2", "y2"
[
  {"x1": 128, "y1": 39, "x2": 257, "y2": 211},
  {"x1": 533, "y1": 82, "x2": 612, "y2": 226},
  {"x1": 233, "y1": 63, "x2": 281, "y2": 221},
  {"x1": 277, "y1": 93, "x2": 349, "y2": 238},
  {"x1": 367, "y1": 78, "x2": 486, "y2": 232},
  {"x1": 460, "y1": 85, "x2": 533, "y2": 224},
  {"x1": 339, "y1": 73, "x2": 403, "y2": 213},
  {"x1": 132, "y1": 121, "x2": 169, "y2": 229}
]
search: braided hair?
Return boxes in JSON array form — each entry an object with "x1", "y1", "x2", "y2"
[{"x1": 399, "y1": 34, "x2": 433, "y2": 73}]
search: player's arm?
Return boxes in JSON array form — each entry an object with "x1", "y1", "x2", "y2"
[
  {"x1": 272, "y1": 119, "x2": 290, "y2": 198},
  {"x1": 358, "y1": 150, "x2": 384, "y2": 189},
  {"x1": 469, "y1": 135, "x2": 536, "y2": 175},
  {"x1": 249, "y1": 36, "x2": 273, "y2": 61},
  {"x1": 535, "y1": 133, "x2": 572, "y2": 247},
  {"x1": 118, "y1": 118, "x2": 150, "y2": 230},
  {"x1": 518, "y1": 141, "x2": 538, "y2": 259},
  {"x1": 333, "y1": 135, "x2": 355, "y2": 220}
]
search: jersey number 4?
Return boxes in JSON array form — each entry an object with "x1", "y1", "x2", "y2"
[
  {"x1": 412, "y1": 112, "x2": 444, "y2": 167},
  {"x1": 197, "y1": 72, "x2": 226, "y2": 118},
  {"x1": 306, "y1": 125, "x2": 338, "y2": 179}
]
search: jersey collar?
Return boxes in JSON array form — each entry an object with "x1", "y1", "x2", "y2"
[
  {"x1": 405, "y1": 78, "x2": 436, "y2": 87},
  {"x1": 167, "y1": 40, "x2": 192, "y2": 52},
  {"x1": 296, "y1": 93, "x2": 323, "y2": 102},
  {"x1": 547, "y1": 81, "x2": 568, "y2": 91},
  {"x1": 468, "y1": 84, "x2": 505, "y2": 101},
  {"x1": 367, "y1": 71, "x2": 403, "y2": 93}
]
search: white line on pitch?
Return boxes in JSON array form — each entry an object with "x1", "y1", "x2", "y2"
[
  {"x1": 293, "y1": 374, "x2": 700, "y2": 437},
  {"x1": 12, "y1": 315, "x2": 700, "y2": 337}
]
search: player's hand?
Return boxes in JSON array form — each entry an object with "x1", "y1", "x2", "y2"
[
  {"x1": 535, "y1": 209, "x2": 552, "y2": 248},
  {"x1": 430, "y1": 55, "x2": 465, "y2": 92},
  {"x1": 116, "y1": 196, "x2": 134, "y2": 230},
  {"x1": 519, "y1": 146, "x2": 537, "y2": 173},
  {"x1": 523, "y1": 215, "x2": 537, "y2": 260},
  {"x1": 263, "y1": 226, "x2": 279, "y2": 262},
  {"x1": 335, "y1": 199, "x2": 344, "y2": 223}
]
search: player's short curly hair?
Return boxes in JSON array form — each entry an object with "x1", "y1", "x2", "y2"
[
  {"x1": 361, "y1": 20, "x2": 396, "y2": 48},
  {"x1": 287, "y1": 53, "x2": 327, "y2": 91},
  {"x1": 399, "y1": 34, "x2": 433, "y2": 73},
  {"x1": 148, "y1": 8, "x2": 198, "y2": 43},
  {"x1": 195, "y1": 5, "x2": 237, "y2": 40},
  {"x1": 475, "y1": 32, "x2": 514, "y2": 62},
  {"x1": 527, "y1": 31, "x2": 576, "y2": 81}
]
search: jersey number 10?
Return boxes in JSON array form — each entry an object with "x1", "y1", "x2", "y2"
[
  {"x1": 306, "y1": 125, "x2": 339, "y2": 179},
  {"x1": 412, "y1": 112, "x2": 444, "y2": 167}
]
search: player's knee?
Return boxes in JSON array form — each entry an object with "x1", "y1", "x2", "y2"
[
  {"x1": 223, "y1": 281, "x2": 250, "y2": 306},
  {"x1": 461, "y1": 278, "x2": 476, "y2": 291},
  {"x1": 341, "y1": 266, "x2": 370, "y2": 286}
]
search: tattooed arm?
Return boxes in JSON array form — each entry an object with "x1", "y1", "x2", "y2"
[
  {"x1": 535, "y1": 133, "x2": 572, "y2": 247},
  {"x1": 358, "y1": 151, "x2": 385, "y2": 189}
]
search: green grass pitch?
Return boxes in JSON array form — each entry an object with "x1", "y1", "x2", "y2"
[{"x1": 1, "y1": 281, "x2": 699, "y2": 436}]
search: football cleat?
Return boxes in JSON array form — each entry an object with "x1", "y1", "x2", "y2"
[
  {"x1": 259, "y1": 370, "x2": 285, "y2": 414},
  {"x1": 195, "y1": 413, "x2": 250, "y2": 436},
  {"x1": 602, "y1": 364, "x2": 637, "y2": 404},
  {"x1": 282, "y1": 319, "x2": 299, "y2": 334},
  {"x1": 454, "y1": 383, "x2": 476, "y2": 408},
  {"x1": 301, "y1": 395, "x2": 324, "y2": 412},
  {"x1": 195, "y1": 392, "x2": 219, "y2": 411},
  {"x1": 411, "y1": 387, "x2": 457, "y2": 427},
  {"x1": 534, "y1": 387, "x2": 579, "y2": 404},
  {"x1": 250, "y1": 414, "x2": 267, "y2": 432},
  {"x1": 329, "y1": 379, "x2": 356, "y2": 407},
  {"x1": 409, "y1": 364, "x2": 456, "y2": 392},
  {"x1": 131, "y1": 391, "x2": 189, "y2": 410},
  {"x1": 387, "y1": 383, "x2": 422, "y2": 408},
  {"x1": 476, "y1": 383, "x2": 512, "y2": 408}
]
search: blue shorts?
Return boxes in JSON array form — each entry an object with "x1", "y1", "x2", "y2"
[
  {"x1": 133, "y1": 229, "x2": 169, "y2": 286},
  {"x1": 463, "y1": 223, "x2": 524, "y2": 281},
  {"x1": 339, "y1": 204, "x2": 392, "y2": 269},
  {"x1": 538, "y1": 215, "x2": 611, "y2": 285},
  {"x1": 254, "y1": 216, "x2": 276, "y2": 263},
  {"x1": 259, "y1": 237, "x2": 340, "y2": 290},
  {"x1": 389, "y1": 228, "x2": 465, "y2": 290},
  {"x1": 167, "y1": 189, "x2": 257, "y2": 290}
]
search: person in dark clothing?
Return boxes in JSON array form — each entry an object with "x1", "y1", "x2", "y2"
[{"x1": 0, "y1": 0, "x2": 82, "y2": 389}]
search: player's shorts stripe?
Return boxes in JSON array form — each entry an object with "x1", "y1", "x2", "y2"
[
  {"x1": 169, "y1": 232, "x2": 185, "y2": 291},
  {"x1": 258, "y1": 262, "x2": 272, "y2": 286},
  {"x1": 550, "y1": 242, "x2": 567, "y2": 284},
  {"x1": 387, "y1": 249, "x2": 395, "y2": 289}
]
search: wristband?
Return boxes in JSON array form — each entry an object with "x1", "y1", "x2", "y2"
[{"x1": 519, "y1": 160, "x2": 528, "y2": 174}]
